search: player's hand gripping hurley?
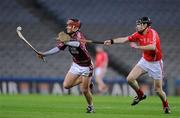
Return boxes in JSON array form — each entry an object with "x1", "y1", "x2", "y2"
[{"x1": 16, "y1": 26, "x2": 46, "y2": 62}]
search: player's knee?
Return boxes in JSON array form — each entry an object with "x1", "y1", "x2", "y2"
[
  {"x1": 63, "y1": 82, "x2": 71, "y2": 89},
  {"x1": 154, "y1": 83, "x2": 162, "y2": 91},
  {"x1": 127, "y1": 76, "x2": 134, "y2": 83},
  {"x1": 80, "y1": 88, "x2": 89, "y2": 94}
]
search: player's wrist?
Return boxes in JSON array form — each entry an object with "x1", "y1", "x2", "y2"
[{"x1": 110, "y1": 39, "x2": 114, "y2": 44}]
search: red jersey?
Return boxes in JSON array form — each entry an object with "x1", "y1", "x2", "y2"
[
  {"x1": 95, "y1": 51, "x2": 108, "y2": 67},
  {"x1": 128, "y1": 28, "x2": 162, "y2": 62},
  {"x1": 57, "y1": 31, "x2": 92, "y2": 67}
]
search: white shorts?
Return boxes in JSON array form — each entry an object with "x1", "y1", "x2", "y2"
[
  {"x1": 137, "y1": 57, "x2": 163, "y2": 80},
  {"x1": 69, "y1": 62, "x2": 93, "y2": 77},
  {"x1": 95, "y1": 67, "x2": 107, "y2": 76}
]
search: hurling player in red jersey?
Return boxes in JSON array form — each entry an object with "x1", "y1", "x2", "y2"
[
  {"x1": 38, "y1": 19, "x2": 94, "y2": 113},
  {"x1": 104, "y1": 17, "x2": 171, "y2": 114},
  {"x1": 95, "y1": 46, "x2": 108, "y2": 94}
]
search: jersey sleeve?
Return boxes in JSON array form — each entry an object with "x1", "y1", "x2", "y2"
[
  {"x1": 128, "y1": 32, "x2": 139, "y2": 42},
  {"x1": 147, "y1": 30, "x2": 157, "y2": 45}
]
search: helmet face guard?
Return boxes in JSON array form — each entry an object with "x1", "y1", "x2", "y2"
[
  {"x1": 136, "y1": 17, "x2": 152, "y2": 26},
  {"x1": 67, "y1": 19, "x2": 81, "y2": 29},
  {"x1": 66, "y1": 19, "x2": 81, "y2": 35}
]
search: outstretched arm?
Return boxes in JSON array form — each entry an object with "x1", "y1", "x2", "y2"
[
  {"x1": 42, "y1": 47, "x2": 60, "y2": 56},
  {"x1": 37, "y1": 40, "x2": 80, "y2": 58},
  {"x1": 112, "y1": 37, "x2": 129, "y2": 44},
  {"x1": 104, "y1": 36, "x2": 129, "y2": 45},
  {"x1": 37, "y1": 46, "x2": 60, "y2": 60}
]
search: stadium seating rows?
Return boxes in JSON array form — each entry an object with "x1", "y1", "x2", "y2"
[{"x1": 0, "y1": 0, "x2": 180, "y2": 81}]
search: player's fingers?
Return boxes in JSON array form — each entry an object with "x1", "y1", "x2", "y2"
[
  {"x1": 104, "y1": 40, "x2": 111, "y2": 45},
  {"x1": 104, "y1": 41, "x2": 108, "y2": 45},
  {"x1": 42, "y1": 57, "x2": 47, "y2": 62},
  {"x1": 37, "y1": 54, "x2": 42, "y2": 59},
  {"x1": 37, "y1": 54, "x2": 46, "y2": 62},
  {"x1": 37, "y1": 53, "x2": 44, "y2": 59}
]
